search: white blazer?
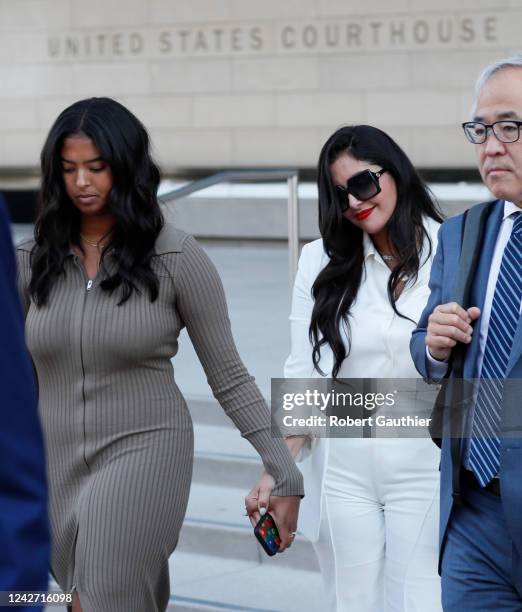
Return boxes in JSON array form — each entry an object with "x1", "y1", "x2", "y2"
[{"x1": 284, "y1": 217, "x2": 440, "y2": 542}]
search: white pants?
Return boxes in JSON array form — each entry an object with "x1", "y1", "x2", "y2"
[{"x1": 313, "y1": 438, "x2": 442, "y2": 612}]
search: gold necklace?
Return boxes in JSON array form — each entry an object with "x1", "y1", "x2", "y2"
[{"x1": 80, "y1": 233, "x2": 109, "y2": 248}]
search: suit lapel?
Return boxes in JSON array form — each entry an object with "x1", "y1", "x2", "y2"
[{"x1": 463, "y1": 201, "x2": 504, "y2": 378}]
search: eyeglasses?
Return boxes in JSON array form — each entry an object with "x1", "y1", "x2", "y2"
[
  {"x1": 335, "y1": 168, "x2": 387, "y2": 212},
  {"x1": 462, "y1": 120, "x2": 522, "y2": 144}
]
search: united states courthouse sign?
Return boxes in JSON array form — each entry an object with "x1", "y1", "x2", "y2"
[
  {"x1": 0, "y1": 1, "x2": 518, "y2": 173},
  {"x1": 46, "y1": 15, "x2": 499, "y2": 60}
]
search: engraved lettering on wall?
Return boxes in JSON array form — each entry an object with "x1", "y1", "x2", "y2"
[{"x1": 45, "y1": 15, "x2": 501, "y2": 61}]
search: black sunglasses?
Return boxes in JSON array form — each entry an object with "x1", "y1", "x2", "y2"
[{"x1": 335, "y1": 168, "x2": 387, "y2": 212}]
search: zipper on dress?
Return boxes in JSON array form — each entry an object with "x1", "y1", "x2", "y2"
[{"x1": 72, "y1": 257, "x2": 92, "y2": 471}]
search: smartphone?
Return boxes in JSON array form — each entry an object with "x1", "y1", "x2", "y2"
[{"x1": 254, "y1": 512, "x2": 281, "y2": 556}]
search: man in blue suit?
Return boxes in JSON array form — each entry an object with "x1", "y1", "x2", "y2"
[
  {"x1": 0, "y1": 199, "x2": 49, "y2": 610},
  {"x1": 411, "y1": 55, "x2": 522, "y2": 610}
]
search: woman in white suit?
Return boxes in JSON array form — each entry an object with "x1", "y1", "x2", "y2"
[{"x1": 248, "y1": 125, "x2": 443, "y2": 611}]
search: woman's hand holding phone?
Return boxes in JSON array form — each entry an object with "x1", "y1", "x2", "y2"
[{"x1": 245, "y1": 471, "x2": 300, "y2": 553}]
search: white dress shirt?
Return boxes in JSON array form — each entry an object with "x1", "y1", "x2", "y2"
[{"x1": 338, "y1": 220, "x2": 440, "y2": 379}]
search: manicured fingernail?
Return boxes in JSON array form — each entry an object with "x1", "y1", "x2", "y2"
[{"x1": 260, "y1": 507, "x2": 266, "y2": 515}]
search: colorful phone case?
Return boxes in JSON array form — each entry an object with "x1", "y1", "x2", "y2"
[{"x1": 254, "y1": 512, "x2": 281, "y2": 556}]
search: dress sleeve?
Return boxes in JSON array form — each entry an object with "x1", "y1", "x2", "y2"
[{"x1": 175, "y1": 234, "x2": 304, "y2": 497}]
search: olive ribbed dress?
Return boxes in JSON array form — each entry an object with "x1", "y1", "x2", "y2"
[{"x1": 16, "y1": 224, "x2": 303, "y2": 612}]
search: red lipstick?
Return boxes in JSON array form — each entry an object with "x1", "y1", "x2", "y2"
[{"x1": 355, "y1": 207, "x2": 375, "y2": 221}]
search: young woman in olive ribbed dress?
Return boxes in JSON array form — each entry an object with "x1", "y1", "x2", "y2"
[{"x1": 16, "y1": 97, "x2": 303, "y2": 612}]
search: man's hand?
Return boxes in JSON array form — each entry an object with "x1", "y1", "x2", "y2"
[{"x1": 426, "y1": 302, "x2": 481, "y2": 361}]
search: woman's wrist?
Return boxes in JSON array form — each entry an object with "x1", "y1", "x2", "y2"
[{"x1": 284, "y1": 435, "x2": 309, "y2": 459}]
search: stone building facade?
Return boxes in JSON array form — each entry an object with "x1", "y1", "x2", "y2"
[{"x1": 0, "y1": 0, "x2": 519, "y2": 177}]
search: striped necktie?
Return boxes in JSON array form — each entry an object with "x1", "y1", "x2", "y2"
[{"x1": 468, "y1": 212, "x2": 522, "y2": 486}]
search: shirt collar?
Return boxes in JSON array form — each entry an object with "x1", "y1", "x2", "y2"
[
  {"x1": 503, "y1": 200, "x2": 522, "y2": 220},
  {"x1": 362, "y1": 231, "x2": 377, "y2": 261},
  {"x1": 362, "y1": 228, "x2": 397, "y2": 268}
]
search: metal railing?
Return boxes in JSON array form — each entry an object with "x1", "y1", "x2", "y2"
[{"x1": 159, "y1": 169, "x2": 300, "y2": 294}]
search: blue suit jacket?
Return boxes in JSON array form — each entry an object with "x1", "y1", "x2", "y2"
[
  {"x1": 411, "y1": 200, "x2": 522, "y2": 580},
  {"x1": 0, "y1": 201, "x2": 49, "y2": 609}
]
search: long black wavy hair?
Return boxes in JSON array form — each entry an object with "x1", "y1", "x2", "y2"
[
  {"x1": 29, "y1": 97, "x2": 164, "y2": 307},
  {"x1": 310, "y1": 125, "x2": 443, "y2": 378}
]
